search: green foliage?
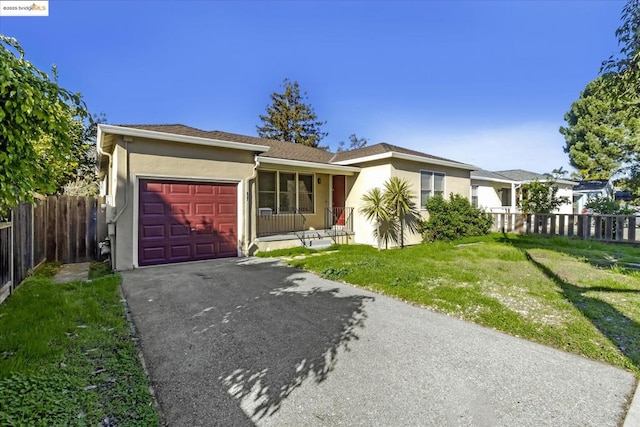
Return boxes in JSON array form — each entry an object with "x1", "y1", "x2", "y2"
[
  {"x1": 585, "y1": 196, "x2": 637, "y2": 215},
  {"x1": 0, "y1": 266, "x2": 158, "y2": 425},
  {"x1": 359, "y1": 177, "x2": 420, "y2": 249},
  {"x1": 257, "y1": 78, "x2": 328, "y2": 149},
  {"x1": 320, "y1": 267, "x2": 351, "y2": 280},
  {"x1": 284, "y1": 236, "x2": 640, "y2": 374},
  {"x1": 518, "y1": 179, "x2": 569, "y2": 214},
  {"x1": 0, "y1": 36, "x2": 90, "y2": 212},
  {"x1": 560, "y1": 77, "x2": 638, "y2": 180},
  {"x1": 359, "y1": 187, "x2": 397, "y2": 249},
  {"x1": 336, "y1": 133, "x2": 368, "y2": 152},
  {"x1": 422, "y1": 193, "x2": 493, "y2": 241},
  {"x1": 561, "y1": 1, "x2": 640, "y2": 199}
]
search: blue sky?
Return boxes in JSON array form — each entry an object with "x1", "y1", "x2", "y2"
[{"x1": 0, "y1": 1, "x2": 625, "y2": 173}]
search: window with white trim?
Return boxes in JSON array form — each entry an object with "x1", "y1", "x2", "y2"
[
  {"x1": 420, "y1": 171, "x2": 445, "y2": 207},
  {"x1": 258, "y1": 171, "x2": 314, "y2": 213},
  {"x1": 471, "y1": 185, "x2": 479, "y2": 207}
]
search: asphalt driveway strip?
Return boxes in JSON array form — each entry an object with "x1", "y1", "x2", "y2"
[{"x1": 121, "y1": 258, "x2": 636, "y2": 426}]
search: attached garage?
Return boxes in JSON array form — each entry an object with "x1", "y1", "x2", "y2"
[{"x1": 138, "y1": 179, "x2": 238, "y2": 266}]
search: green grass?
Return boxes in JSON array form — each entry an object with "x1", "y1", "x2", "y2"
[
  {"x1": 0, "y1": 264, "x2": 158, "y2": 426},
  {"x1": 275, "y1": 233, "x2": 640, "y2": 376},
  {"x1": 256, "y1": 245, "x2": 336, "y2": 258}
]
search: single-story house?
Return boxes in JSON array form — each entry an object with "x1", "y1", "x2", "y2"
[
  {"x1": 470, "y1": 169, "x2": 576, "y2": 214},
  {"x1": 97, "y1": 124, "x2": 476, "y2": 270},
  {"x1": 573, "y1": 180, "x2": 614, "y2": 213}
]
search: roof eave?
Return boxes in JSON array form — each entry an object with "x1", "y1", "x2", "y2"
[
  {"x1": 98, "y1": 124, "x2": 271, "y2": 153},
  {"x1": 257, "y1": 156, "x2": 360, "y2": 174},
  {"x1": 332, "y1": 151, "x2": 477, "y2": 170}
]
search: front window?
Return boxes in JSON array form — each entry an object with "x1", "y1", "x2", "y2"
[
  {"x1": 421, "y1": 171, "x2": 445, "y2": 207},
  {"x1": 471, "y1": 185, "x2": 478, "y2": 208},
  {"x1": 258, "y1": 171, "x2": 314, "y2": 213}
]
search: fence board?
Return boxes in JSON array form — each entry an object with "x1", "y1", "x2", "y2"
[{"x1": 490, "y1": 212, "x2": 639, "y2": 244}]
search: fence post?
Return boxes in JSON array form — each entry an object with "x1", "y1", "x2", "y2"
[
  {"x1": 629, "y1": 216, "x2": 637, "y2": 242},
  {"x1": 558, "y1": 215, "x2": 565, "y2": 236}
]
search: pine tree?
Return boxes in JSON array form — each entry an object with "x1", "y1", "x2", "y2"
[{"x1": 257, "y1": 78, "x2": 328, "y2": 149}]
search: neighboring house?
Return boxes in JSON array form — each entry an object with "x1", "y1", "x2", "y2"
[
  {"x1": 573, "y1": 180, "x2": 614, "y2": 213},
  {"x1": 97, "y1": 124, "x2": 476, "y2": 270},
  {"x1": 471, "y1": 169, "x2": 576, "y2": 214}
]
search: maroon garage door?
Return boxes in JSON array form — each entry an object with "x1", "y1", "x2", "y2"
[{"x1": 138, "y1": 179, "x2": 238, "y2": 266}]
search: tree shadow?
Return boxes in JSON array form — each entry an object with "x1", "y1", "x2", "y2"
[
  {"x1": 498, "y1": 232, "x2": 640, "y2": 271},
  {"x1": 216, "y1": 277, "x2": 371, "y2": 420},
  {"x1": 521, "y1": 249, "x2": 640, "y2": 372},
  {"x1": 123, "y1": 258, "x2": 374, "y2": 425}
]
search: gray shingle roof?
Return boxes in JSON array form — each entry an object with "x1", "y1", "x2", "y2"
[
  {"x1": 118, "y1": 124, "x2": 334, "y2": 164},
  {"x1": 115, "y1": 124, "x2": 471, "y2": 168},
  {"x1": 331, "y1": 142, "x2": 472, "y2": 166},
  {"x1": 573, "y1": 180, "x2": 610, "y2": 192},
  {"x1": 494, "y1": 169, "x2": 547, "y2": 181},
  {"x1": 471, "y1": 170, "x2": 514, "y2": 181}
]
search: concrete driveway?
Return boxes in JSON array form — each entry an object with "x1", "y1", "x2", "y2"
[{"x1": 121, "y1": 258, "x2": 636, "y2": 426}]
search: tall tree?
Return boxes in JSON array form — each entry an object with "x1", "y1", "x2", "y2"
[
  {"x1": 560, "y1": 0, "x2": 640, "y2": 199},
  {"x1": 337, "y1": 134, "x2": 368, "y2": 152},
  {"x1": 257, "y1": 78, "x2": 328, "y2": 148},
  {"x1": 560, "y1": 77, "x2": 637, "y2": 180},
  {"x1": 0, "y1": 35, "x2": 89, "y2": 213}
]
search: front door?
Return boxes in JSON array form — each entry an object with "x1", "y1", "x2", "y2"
[{"x1": 332, "y1": 175, "x2": 346, "y2": 226}]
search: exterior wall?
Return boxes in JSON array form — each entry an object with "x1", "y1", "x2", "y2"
[
  {"x1": 556, "y1": 185, "x2": 574, "y2": 214},
  {"x1": 109, "y1": 136, "x2": 255, "y2": 270},
  {"x1": 391, "y1": 159, "x2": 472, "y2": 246},
  {"x1": 345, "y1": 160, "x2": 393, "y2": 247},
  {"x1": 472, "y1": 179, "x2": 515, "y2": 212}
]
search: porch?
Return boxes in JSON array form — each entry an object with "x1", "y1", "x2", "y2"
[{"x1": 255, "y1": 207, "x2": 355, "y2": 251}]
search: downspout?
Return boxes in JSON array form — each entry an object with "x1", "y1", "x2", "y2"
[
  {"x1": 110, "y1": 138, "x2": 130, "y2": 224},
  {"x1": 244, "y1": 155, "x2": 260, "y2": 256}
]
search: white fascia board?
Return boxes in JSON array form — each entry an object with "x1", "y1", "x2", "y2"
[
  {"x1": 471, "y1": 176, "x2": 515, "y2": 184},
  {"x1": 333, "y1": 151, "x2": 477, "y2": 170},
  {"x1": 257, "y1": 156, "x2": 360, "y2": 174},
  {"x1": 98, "y1": 124, "x2": 270, "y2": 153}
]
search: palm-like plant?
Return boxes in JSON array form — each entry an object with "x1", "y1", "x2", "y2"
[
  {"x1": 382, "y1": 177, "x2": 421, "y2": 248},
  {"x1": 359, "y1": 187, "x2": 397, "y2": 249}
]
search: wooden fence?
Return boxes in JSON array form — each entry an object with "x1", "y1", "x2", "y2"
[
  {"x1": 0, "y1": 196, "x2": 98, "y2": 304},
  {"x1": 490, "y1": 213, "x2": 639, "y2": 243}
]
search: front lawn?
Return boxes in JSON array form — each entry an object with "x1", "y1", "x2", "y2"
[
  {"x1": 0, "y1": 264, "x2": 158, "y2": 426},
  {"x1": 265, "y1": 234, "x2": 640, "y2": 375}
]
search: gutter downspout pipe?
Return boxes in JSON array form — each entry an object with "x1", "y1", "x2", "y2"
[{"x1": 244, "y1": 155, "x2": 260, "y2": 256}]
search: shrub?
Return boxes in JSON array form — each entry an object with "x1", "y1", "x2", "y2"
[
  {"x1": 422, "y1": 194, "x2": 493, "y2": 241},
  {"x1": 585, "y1": 196, "x2": 637, "y2": 215}
]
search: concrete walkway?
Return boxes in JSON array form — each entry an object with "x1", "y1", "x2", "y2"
[
  {"x1": 121, "y1": 258, "x2": 637, "y2": 426},
  {"x1": 52, "y1": 262, "x2": 91, "y2": 283}
]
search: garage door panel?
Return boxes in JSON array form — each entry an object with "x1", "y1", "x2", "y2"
[
  {"x1": 169, "y1": 183, "x2": 190, "y2": 194},
  {"x1": 144, "y1": 182, "x2": 164, "y2": 193},
  {"x1": 142, "y1": 247, "x2": 166, "y2": 262},
  {"x1": 142, "y1": 202, "x2": 165, "y2": 215},
  {"x1": 142, "y1": 225, "x2": 165, "y2": 238},
  {"x1": 170, "y1": 203, "x2": 191, "y2": 215},
  {"x1": 194, "y1": 185, "x2": 214, "y2": 194},
  {"x1": 195, "y1": 203, "x2": 214, "y2": 215},
  {"x1": 139, "y1": 179, "x2": 238, "y2": 266},
  {"x1": 170, "y1": 224, "x2": 190, "y2": 236}
]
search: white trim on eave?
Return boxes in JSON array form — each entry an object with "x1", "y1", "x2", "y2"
[
  {"x1": 257, "y1": 156, "x2": 360, "y2": 174},
  {"x1": 471, "y1": 176, "x2": 515, "y2": 184},
  {"x1": 98, "y1": 124, "x2": 270, "y2": 153},
  {"x1": 332, "y1": 151, "x2": 477, "y2": 170}
]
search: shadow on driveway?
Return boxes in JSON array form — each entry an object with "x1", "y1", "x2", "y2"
[{"x1": 121, "y1": 258, "x2": 373, "y2": 426}]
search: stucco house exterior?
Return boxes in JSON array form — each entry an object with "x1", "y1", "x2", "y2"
[
  {"x1": 470, "y1": 169, "x2": 576, "y2": 215},
  {"x1": 97, "y1": 124, "x2": 475, "y2": 270},
  {"x1": 572, "y1": 180, "x2": 614, "y2": 213}
]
